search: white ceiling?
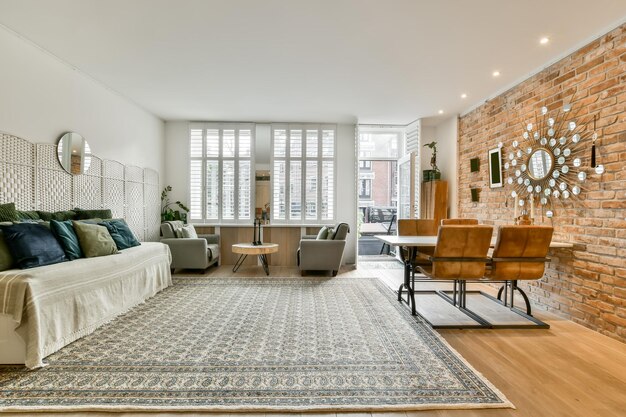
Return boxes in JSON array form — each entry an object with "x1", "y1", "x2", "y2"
[{"x1": 0, "y1": 0, "x2": 625, "y2": 124}]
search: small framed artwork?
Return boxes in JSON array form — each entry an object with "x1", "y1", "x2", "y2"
[
  {"x1": 470, "y1": 157, "x2": 480, "y2": 172},
  {"x1": 488, "y1": 147, "x2": 503, "y2": 188}
]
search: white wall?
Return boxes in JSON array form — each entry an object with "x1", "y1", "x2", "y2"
[
  {"x1": 164, "y1": 122, "x2": 357, "y2": 264},
  {"x1": 434, "y1": 117, "x2": 458, "y2": 217},
  {"x1": 419, "y1": 117, "x2": 458, "y2": 218},
  {"x1": 0, "y1": 27, "x2": 164, "y2": 175}
]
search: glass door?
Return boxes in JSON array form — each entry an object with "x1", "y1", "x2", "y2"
[{"x1": 397, "y1": 152, "x2": 416, "y2": 219}]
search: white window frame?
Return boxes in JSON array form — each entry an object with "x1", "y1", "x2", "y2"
[
  {"x1": 270, "y1": 124, "x2": 337, "y2": 225},
  {"x1": 189, "y1": 122, "x2": 255, "y2": 224}
]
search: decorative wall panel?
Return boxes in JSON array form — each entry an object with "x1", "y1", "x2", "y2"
[
  {"x1": 0, "y1": 132, "x2": 160, "y2": 241},
  {"x1": 103, "y1": 160, "x2": 126, "y2": 220},
  {"x1": 143, "y1": 168, "x2": 161, "y2": 242},
  {"x1": 0, "y1": 134, "x2": 35, "y2": 210},
  {"x1": 36, "y1": 144, "x2": 72, "y2": 212},
  {"x1": 73, "y1": 157, "x2": 103, "y2": 210},
  {"x1": 125, "y1": 166, "x2": 145, "y2": 241}
]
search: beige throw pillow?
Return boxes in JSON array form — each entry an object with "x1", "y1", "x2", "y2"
[
  {"x1": 180, "y1": 225, "x2": 198, "y2": 238},
  {"x1": 72, "y1": 221, "x2": 119, "y2": 258}
]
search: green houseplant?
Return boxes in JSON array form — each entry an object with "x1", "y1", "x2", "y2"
[
  {"x1": 161, "y1": 186, "x2": 190, "y2": 222},
  {"x1": 423, "y1": 141, "x2": 441, "y2": 181}
]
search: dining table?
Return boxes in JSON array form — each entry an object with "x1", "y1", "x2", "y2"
[{"x1": 375, "y1": 235, "x2": 573, "y2": 316}]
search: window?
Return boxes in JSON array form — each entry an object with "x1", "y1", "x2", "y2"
[
  {"x1": 189, "y1": 123, "x2": 254, "y2": 223},
  {"x1": 271, "y1": 125, "x2": 336, "y2": 223},
  {"x1": 359, "y1": 179, "x2": 372, "y2": 199}
]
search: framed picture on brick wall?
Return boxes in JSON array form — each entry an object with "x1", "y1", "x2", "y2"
[{"x1": 488, "y1": 147, "x2": 503, "y2": 188}]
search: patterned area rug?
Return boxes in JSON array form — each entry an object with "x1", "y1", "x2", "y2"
[{"x1": 0, "y1": 277, "x2": 513, "y2": 412}]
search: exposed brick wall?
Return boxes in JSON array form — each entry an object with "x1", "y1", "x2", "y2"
[{"x1": 458, "y1": 24, "x2": 626, "y2": 342}]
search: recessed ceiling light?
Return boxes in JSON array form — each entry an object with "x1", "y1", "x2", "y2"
[
  {"x1": 540, "y1": 37, "x2": 550, "y2": 45},
  {"x1": 492, "y1": 71, "x2": 500, "y2": 77},
  {"x1": 461, "y1": 93, "x2": 468, "y2": 99},
  {"x1": 438, "y1": 110, "x2": 444, "y2": 115}
]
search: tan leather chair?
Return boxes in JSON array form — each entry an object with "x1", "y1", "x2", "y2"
[
  {"x1": 397, "y1": 219, "x2": 437, "y2": 278},
  {"x1": 441, "y1": 218, "x2": 479, "y2": 225},
  {"x1": 417, "y1": 225, "x2": 493, "y2": 309},
  {"x1": 486, "y1": 226, "x2": 553, "y2": 315}
]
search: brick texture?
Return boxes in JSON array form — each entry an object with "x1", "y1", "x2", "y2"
[{"x1": 458, "y1": 24, "x2": 626, "y2": 342}]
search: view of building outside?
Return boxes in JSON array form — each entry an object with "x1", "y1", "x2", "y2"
[{"x1": 358, "y1": 130, "x2": 401, "y2": 223}]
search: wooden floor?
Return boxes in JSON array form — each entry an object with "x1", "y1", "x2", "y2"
[{"x1": 7, "y1": 263, "x2": 625, "y2": 417}]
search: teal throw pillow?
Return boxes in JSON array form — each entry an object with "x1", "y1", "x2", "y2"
[
  {"x1": 99, "y1": 219, "x2": 141, "y2": 250},
  {"x1": 50, "y1": 220, "x2": 83, "y2": 260},
  {"x1": 0, "y1": 223, "x2": 67, "y2": 269},
  {"x1": 0, "y1": 203, "x2": 20, "y2": 222}
]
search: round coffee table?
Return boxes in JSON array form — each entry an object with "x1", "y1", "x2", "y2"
[{"x1": 232, "y1": 243, "x2": 279, "y2": 275}]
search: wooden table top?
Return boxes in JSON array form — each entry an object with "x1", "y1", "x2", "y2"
[
  {"x1": 232, "y1": 243, "x2": 279, "y2": 255},
  {"x1": 375, "y1": 235, "x2": 573, "y2": 249}
]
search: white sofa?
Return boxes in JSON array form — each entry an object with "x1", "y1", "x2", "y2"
[{"x1": 0, "y1": 242, "x2": 172, "y2": 369}]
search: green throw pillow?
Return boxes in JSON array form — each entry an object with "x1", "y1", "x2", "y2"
[
  {"x1": 99, "y1": 219, "x2": 141, "y2": 250},
  {"x1": 37, "y1": 210, "x2": 76, "y2": 221},
  {"x1": 50, "y1": 220, "x2": 83, "y2": 260},
  {"x1": 0, "y1": 231, "x2": 15, "y2": 271},
  {"x1": 16, "y1": 210, "x2": 40, "y2": 220},
  {"x1": 0, "y1": 203, "x2": 20, "y2": 222},
  {"x1": 72, "y1": 221, "x2": 119, "y2": 258},
  {"x1": 316, "y1": 226, "x2": 330, "y2": 240},
  {"x1": 75, "y1": 209, "x2": 113, "y2": 220}
]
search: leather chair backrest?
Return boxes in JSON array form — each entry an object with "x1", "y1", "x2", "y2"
[
  {"x1": 397, "y1": 219, "x2": 437, "y2": 236},
  {"x1": 333, "y1": 223, "x2": 350, "y2": 240},
  {"x1": 431, "y1": 225, "x2": 493, "y2": 279},
  {"x1": 160, "y1": 220, "x2": 185, "y2": 238},
  {"x1": 490, "y1": 226, "x2": 553, "y2": 280},
  {"x1": 441, "y1": 218, "x2": 479, "y2": 225}
]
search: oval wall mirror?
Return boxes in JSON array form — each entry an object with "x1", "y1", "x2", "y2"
[
  {"x1": 527, "y1": 148, "x2": 553, "y2": 181},
  {"x1": 57, "y1": 132, "x2": 92, "y2": 175}
]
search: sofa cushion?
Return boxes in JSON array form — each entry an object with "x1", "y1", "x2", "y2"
[
  {"x1": 99, "y1": 219, "x2": 141, "y2": 250},
  {"x1": 333, "y1": 223, "x2": 350, "y2": 240},
  {"x1": 0, "y1": 231, "x2": 15, "y2": 271},
  {"x1": 316, "y1": 226, "x2": 330, "y2": 240},
  {"x1": 50, "y1": 220, "x2": 84, "y2": 260},
  {"x1": 72, "y1": 221, "x2": 119, "y2": 258},
  {"x1": 161, "y1": 220, "x2": 184, "y2": 238},
  {"x1": 75, "y1": 209, "x2": 113, "y2": 220},
  {"x1": 0, "y1": 203, "x2": 20, "y2": 222},
  {"x1": 0, "y1": 223, "x2": 67, "y2": 269},
  {"x1": 16, "y1": 210, "x2": 41, "y2": 220},
  {"x1": 207, "y1": 243, "x2": 220, "y2": 261},
  {"x1": 37, "y1": 210, "x2": 77, "y2": 221},
  {"x1": 180, "y1": 225, "x2": 198, "y2": 238}
]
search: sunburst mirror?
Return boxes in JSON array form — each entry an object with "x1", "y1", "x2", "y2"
[{"x1": 504, "y1": 104, "x2": 603, "y2": 219}]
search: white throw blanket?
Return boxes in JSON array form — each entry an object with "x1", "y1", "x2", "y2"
[{"x1": 0, "y1": 242, "x2": 172, "y2": 369}]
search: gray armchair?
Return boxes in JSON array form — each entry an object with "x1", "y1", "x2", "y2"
[
  {"x1": 160, "y1": 221, "x2": 220, "y2": 272},
  {"x1": 297, "y1": 223, "x2": 350, "y2": 277}
]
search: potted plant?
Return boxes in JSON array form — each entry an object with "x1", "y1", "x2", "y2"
[
  {"x1": 161, "y1": 186, "x2": 190, "y2": 222},
  {"x1": 423, "y1": 141, "x2": 441, "y2": 181}
]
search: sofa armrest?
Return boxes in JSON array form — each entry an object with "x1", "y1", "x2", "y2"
[
  {"x1": 298, "y1": 239, "x2": 346, "y2": 271},
  {"x1": 160, "y1": 238, "x2": 211, "y2": 269},
  {"x1": 301, "y1": 235, "x2": 317, "y2": 240},
  {"x1": 198, "y1": 234, "x2": 220, "y2": 245}
]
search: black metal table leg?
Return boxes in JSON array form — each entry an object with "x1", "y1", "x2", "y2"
[
  {"x1": 397, "y1": 246, "x2": 417, "y2": 315},
  {"x1": 259, "y1": 254, "x2": 270, "y2": 276},
  {"x1": 232, "y1": 254, "x2": 248, "y2": 272}
]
